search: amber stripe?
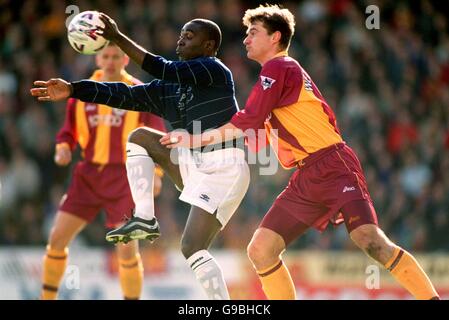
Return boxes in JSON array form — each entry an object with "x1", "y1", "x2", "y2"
[
  {"x1": 92, "y1": 105, "x2": 112, "y2": 164},
  {"x1": 75, "y1": 100, "x2": 90, "y2": 150},
  {"x1": 269, "y1": 112, "x2": 309, "y2": 154},
  {"x1": 121, "y1": 111, "x2": 139, "y2": 163}
]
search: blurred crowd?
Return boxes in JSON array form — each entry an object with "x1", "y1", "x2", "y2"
[{"x1": 0, "y1": 0, "x2": 448, "y2": 253}]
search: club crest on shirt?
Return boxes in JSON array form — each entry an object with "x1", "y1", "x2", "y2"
[{"x1": 260, "y1": 76, "x2": 276, "y2": 90}]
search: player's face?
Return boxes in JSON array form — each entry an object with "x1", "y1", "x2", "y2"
[
  {"x1": 96, "y1": 45, "x2": 129, "y2": 78},
  {"x1": 243, "y1": 21, "x2": 272, "y2": 63},
  {"x1": 176, "y1": 22, "x2": 210, "y2": 60}
]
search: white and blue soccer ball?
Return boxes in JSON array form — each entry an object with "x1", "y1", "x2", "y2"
[{"x1": 67, "y1": 11, "x2": 109, "y2": 55}]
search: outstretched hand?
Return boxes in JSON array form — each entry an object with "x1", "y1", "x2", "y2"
[
  {"x1": 160, "y1": 131, "x2": 194, "y2": 149},
  {"x1": 97, "y1": 13, "x2": 121, "y2": 42},
  {"x1": 30, "y1": 78, "x2": 72, "y2": 102}
]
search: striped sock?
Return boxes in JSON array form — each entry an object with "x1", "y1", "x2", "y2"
[
  {"x1": 257, "y1": 260, "x2": 296, "y2": 300},
  {"x1": 41, "y1": 246, "x2": 68, "y2": 300},
  {"x1": 119, "y1": 253, "x2": 144, "y2": 300},
  {"x1": 385, "y1": 247, "x2": 439, "y2": 300}
]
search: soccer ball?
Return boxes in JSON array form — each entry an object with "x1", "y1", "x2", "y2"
[{"x1": 67, "y1": 11, "x2": 109, "y2": 55}]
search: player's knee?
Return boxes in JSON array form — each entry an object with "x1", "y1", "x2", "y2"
[
  {"x1": 247, "y1": 229, "x2": 285, "y2": 268},
  {"x1": 128, "y1": 128, "x2": 161, "y2": 157},
  {"x1": 48, "y1": 227, "x2": 70, "y2": 251},
  {"x1": 128, "y1": 128, "x2": 150, "y2": 149},
  {"x1": 247, "y1": 239, "x2": 271, "y2": 266}
]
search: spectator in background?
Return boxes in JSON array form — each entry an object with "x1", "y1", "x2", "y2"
[
  {"x1": 0, "y1": 156, "x2": 18, "y2": 213},
  {"x1": 399, "y1": 151, "x2": 432, "y2": 198},
  {"x1": 387, "y1": 109, "x2": 418, "y2": 155}
]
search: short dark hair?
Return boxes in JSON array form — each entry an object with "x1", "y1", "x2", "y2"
[
  {"x1": 190, "y1": 18, "x2": 222, "y2": 53},
  {"x1": 243, "y1": 4, "x2": 295, "y2": 50}
]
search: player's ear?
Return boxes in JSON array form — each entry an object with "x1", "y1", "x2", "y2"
[
  {"x1": 271, "y1": 31, "x2": 282, "y2": 45},
  {"x1": 123, "y1": 54, "x2": 130, "y2": 67},
  {"x1": 204, "y1": 40, "x2": 215, "y2": 52}
]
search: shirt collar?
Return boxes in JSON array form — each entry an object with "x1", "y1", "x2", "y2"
[
  {"x1": 90, "y1": 69, "x2": 132, "y2": 83},
  {"x1": 274, "y1": 50, "x2": 288, "y2": 58}
]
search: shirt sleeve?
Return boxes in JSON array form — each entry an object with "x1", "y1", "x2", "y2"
[
  {"x1": 71, "y1": 79, "x2": 166, "y2": 117},
  {"x1": 55, "y1": 98, "x2": 78, "y2": 150},
  {"x1": 142, "y1": 54, "x2": 221, "y2": 86},
  {"x1": 230, "y1": 59, "x2": 287, "y2": 132}
]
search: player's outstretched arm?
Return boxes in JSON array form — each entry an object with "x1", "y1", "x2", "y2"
[
  {"x1": 97, "y1": 13, "x2": 147, "y2": 67},
  {"x1": 160, "y1": 122, "x2": 243, "y2": 149},
  {"x1": 30, "y1": 79, "x2": 72, "y2": 101}
]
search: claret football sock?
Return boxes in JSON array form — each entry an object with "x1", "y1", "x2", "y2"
[
  {"x1": 126, "y1": 142, "x2": 156, "y2": 220},
  {"x1": 119, "y1": 253, "x2": 144, "y2": 300},
  {"x1": 256, "y1": 259, "x2": 296, "y2": 300},
  {"x1": 41, "y1": 245, "x2": 68, "y2": 300},
  {"x1": 384, "y1": 246, "x2": 439, "y2": 300}
]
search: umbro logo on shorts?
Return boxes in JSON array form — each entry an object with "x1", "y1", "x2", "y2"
[
  {"x1": 199, "y1": 194, "x2": 210, "y2": 202},
  {"x1": 343, "y1": 186, "x2": 356, "y2": 193}
]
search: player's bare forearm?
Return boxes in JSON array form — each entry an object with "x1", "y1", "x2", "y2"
[
  {"x1": 202, "y1": 123, "x2": 243, "y2": 145},
  {"x1": 113, "y1": 32, "x2": 147, "y2": 67},
  {"x1": 160, "y1": 122, "x2": 244, "y2": 149},
  {"x1": 98, "y1": 13, "x2": 147, "y2": 66}
]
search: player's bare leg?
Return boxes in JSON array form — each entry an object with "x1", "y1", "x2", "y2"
[
  {"x1": 343, "y1": 200, "x2": 439, "y2": 300},
  {"x1": 349, "y1": 224, "x2": 395, "y2": 264},
  {"x1": 115, "y1": 240, "x2": 143, "y2": 299},
  {"x1": 181, "y1": 206, "x2": 229, "y2": 300},
  {"x1": 247, "y1": 228, "x2": 296, "y2": 299},
  {"x1": 41, "y1": 212, "x2": 87, "y2": 299}
]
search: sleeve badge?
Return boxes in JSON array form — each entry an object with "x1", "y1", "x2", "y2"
[{"x1": 260, "y1": 76, "x2": 276, "y2": 90}]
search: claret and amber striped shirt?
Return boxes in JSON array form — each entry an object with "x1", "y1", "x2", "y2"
[
  {"x1": 231, "y1": 52, "x2": 343, "y2": 169},
  {"x1": 56, "y1": 69, "x2": 166, "y2": 165}
]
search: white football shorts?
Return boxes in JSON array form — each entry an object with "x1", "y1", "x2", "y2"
[{"x1": 177, "y1": 147, "x2": 250, "y2": 228}]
